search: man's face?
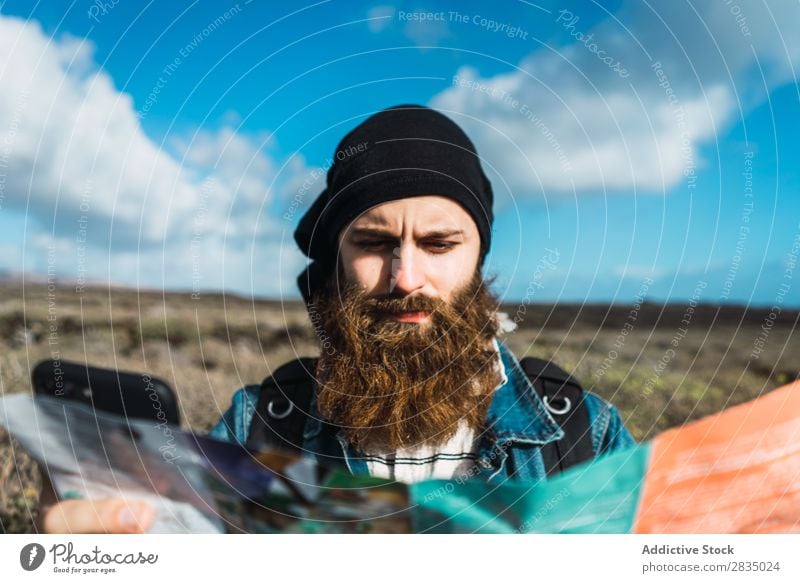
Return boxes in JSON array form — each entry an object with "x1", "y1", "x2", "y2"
[
  {"x1": 310, "y1": 196, "x2": 499, "y2": 453},
  {"x1": 337, "y1": 195, "x2": 482, "y2": 315}
]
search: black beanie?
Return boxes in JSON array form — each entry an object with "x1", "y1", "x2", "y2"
[{"x1": 294, "y1": 104, "x2": 494, "y2": 305}]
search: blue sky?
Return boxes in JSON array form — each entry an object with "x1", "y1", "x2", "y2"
[{"x1": 0, "y1": 0, "x2": 798, "y2": 307}]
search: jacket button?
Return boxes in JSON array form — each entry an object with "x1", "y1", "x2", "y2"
[{"x1": 477, "y1": 457, "x2": 493, "y2": 470}]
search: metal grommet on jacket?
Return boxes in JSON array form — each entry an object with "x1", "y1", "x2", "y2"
[
  {"x1": 543, "y1": 395, "x2": 572, "y2": 416},
  {"x1": 267, "y1": 399, "x2": 294, "y2": 420}
]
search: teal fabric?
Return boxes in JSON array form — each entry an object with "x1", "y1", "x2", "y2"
[{"x1": 411, "y1": 442, "x2": 650, "y2": 533}]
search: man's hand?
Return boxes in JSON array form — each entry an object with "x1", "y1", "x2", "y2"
[{"x1": 37, "y1": 471, "x2": 155, "y2": 534}]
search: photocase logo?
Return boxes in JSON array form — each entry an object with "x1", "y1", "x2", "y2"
[{"x1": 20, "y1": 543, "x2": 46, "y2": 571}]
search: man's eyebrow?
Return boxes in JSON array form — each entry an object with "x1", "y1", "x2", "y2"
[{"x1": 348, "y1": 227, "x2": 465, "y2": 239}]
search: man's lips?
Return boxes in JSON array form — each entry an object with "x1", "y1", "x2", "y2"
[{"x1": 389, "y1": 310, "x2": 430, "y2": 323}]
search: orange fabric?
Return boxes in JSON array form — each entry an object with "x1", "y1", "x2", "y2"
[{"x1": 635, "y1": 381, "x2": 800, "y2": 533}]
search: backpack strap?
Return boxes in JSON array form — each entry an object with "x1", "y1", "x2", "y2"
[
  {"x1": 245, "y1": 357, "x2": 318, "y2": 454},
  {"x1": 519, "y1": 356, "x2": 594, "y2": 476}
]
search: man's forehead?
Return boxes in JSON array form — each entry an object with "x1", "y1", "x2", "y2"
[{"x1": 345, "y1": 196, "x2": 474, "y2": 234}]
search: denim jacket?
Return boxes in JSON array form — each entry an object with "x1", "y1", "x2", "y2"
[{"x1": 208, "y1": 340, "x2": 636, "y2": 483}]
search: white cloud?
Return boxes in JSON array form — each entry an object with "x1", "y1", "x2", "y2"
[
  {"x1": 365, "y1": 3, "x2": 452, "y2": 48},
  {"x1": 0, "y1": 14, "x2": 312, "y2": 297},
  {"x1": 429, "y1": 0, "x2": 800, "y2": 199},
  {"x1": 433, "y1": 66, "x2": 733, "y2": 195},
  {"x1": 0, "y1": 16, "x2": 196, "y2": 245},
  {"x1": 402, "y1": 16, "x2": 451, "y2": 48},
  {"x1": 366, "y1": 5, "x2": 395, "y2": 33}
]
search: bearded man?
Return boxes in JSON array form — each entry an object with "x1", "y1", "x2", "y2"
[
  {"x1": 38, "y1": 105, "x2": 633, "y2": 533},
  {"x1": 211, "y1": 104, "x2": 634, "y2": 483}
]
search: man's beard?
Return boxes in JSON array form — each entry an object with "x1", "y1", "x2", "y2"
[{"x1": 308, "y1": 269, "x2": 501, "y2": 453}]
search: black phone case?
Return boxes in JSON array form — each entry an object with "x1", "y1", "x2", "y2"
[{"x1": 31, "y1": 359, "x2": 180, "y2": 426}]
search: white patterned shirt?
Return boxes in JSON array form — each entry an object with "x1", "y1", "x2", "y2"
[{"x1": 364, "y1": 338, "x2": 508, "y2": 484}]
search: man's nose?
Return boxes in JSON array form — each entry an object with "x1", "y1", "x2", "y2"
[{"x1": 389, "y1": 245, "x2": 426, "y2": 294}]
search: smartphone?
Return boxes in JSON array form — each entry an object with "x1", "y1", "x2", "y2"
[{"x1": 31, "y1": 359, "x2": 180, "y2": 426}]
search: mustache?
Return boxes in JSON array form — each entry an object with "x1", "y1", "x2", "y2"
[{"x1": 366, "y1": 293, "x2": 444, "y2": 316}]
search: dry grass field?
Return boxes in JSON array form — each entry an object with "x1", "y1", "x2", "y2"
[{"x1": 1, "y1": 281, "x2": 797, "y2": 533}]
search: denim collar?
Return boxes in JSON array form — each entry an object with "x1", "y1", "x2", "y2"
[
  {"x1": 471, "y1": 340, "x2": 565, "y2": 481},
  {"x1": 485, "y1": 340, "x2": 563, "y2": 444},
  {"x1": 302, "y1": 338, "x2": 564, "y2": 476}
]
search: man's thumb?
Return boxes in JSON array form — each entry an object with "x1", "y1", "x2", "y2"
[{"x1": 42, "y1": 499, "x2": 155, "y2": 534}]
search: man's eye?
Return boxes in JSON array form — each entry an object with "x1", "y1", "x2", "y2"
[
  {"x1": 426, "y1": 241, "x2": 456, "y2": 252},
  {"x1": 355, "y1": 240, "x2": 456, "y2": 252}
]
